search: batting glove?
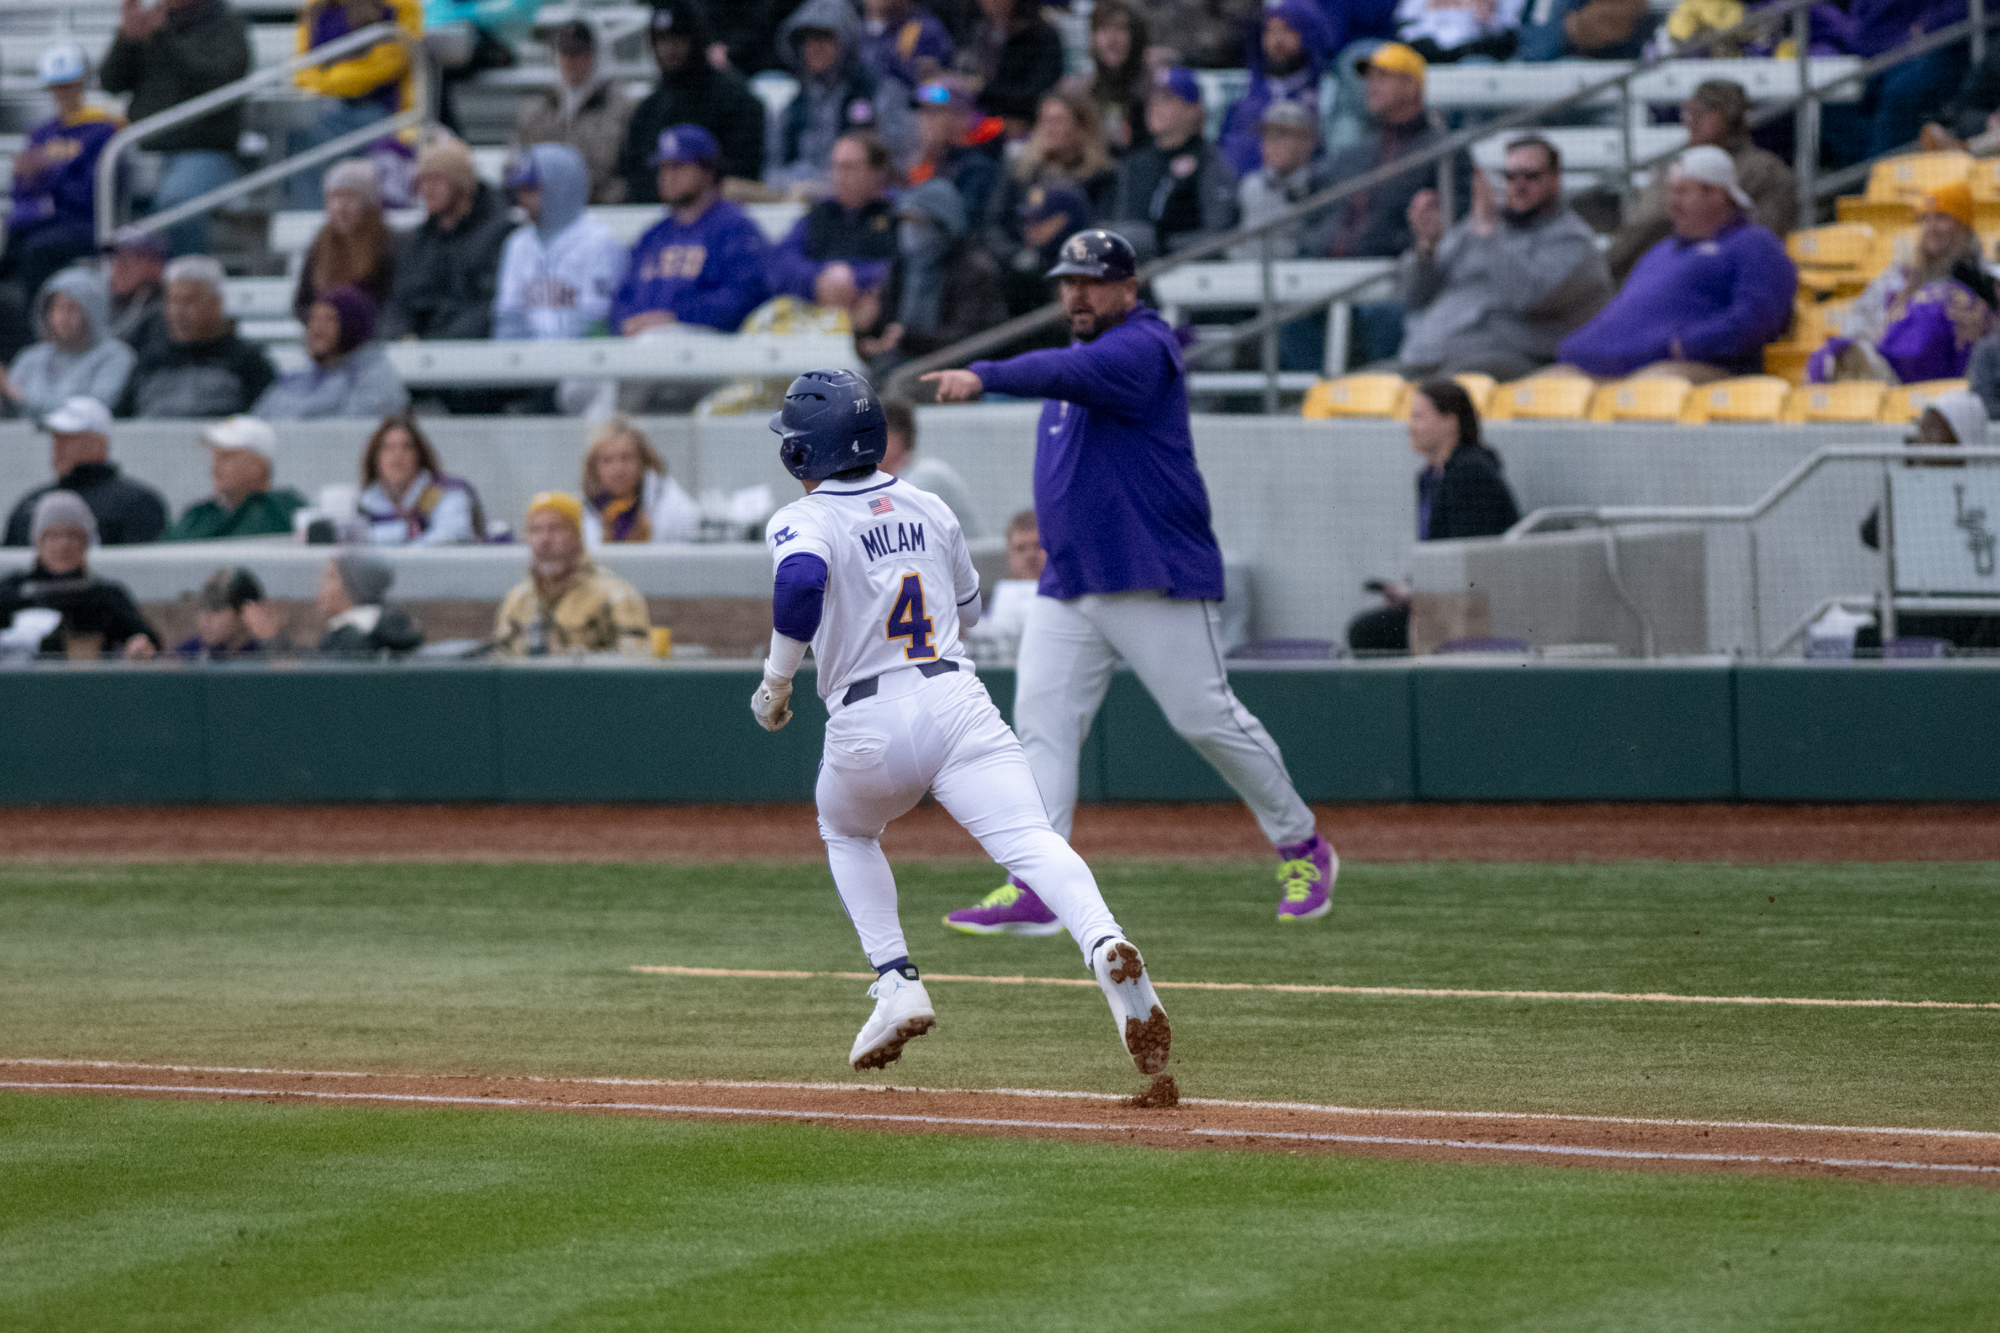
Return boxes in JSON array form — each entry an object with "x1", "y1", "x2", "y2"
[{"x1": 751, "y1": 669, "x2": 794, "y2": 732}]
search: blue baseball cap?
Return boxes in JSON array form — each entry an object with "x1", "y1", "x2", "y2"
[
  {"x1": 1151, "y1": 66, "x2": 1202, "y2": 106},
  {"x1": 652, "y1": 123, "x2": 721, "y2": 169}
]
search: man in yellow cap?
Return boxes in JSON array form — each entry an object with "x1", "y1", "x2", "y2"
[
  {"x1": 1812, "y1": 179, "x2": 1999, "y2": 385},
  {"x1": 493, "y1": 491, "x2": 652, "y2": 655}
]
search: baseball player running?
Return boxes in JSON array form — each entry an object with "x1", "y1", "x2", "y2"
[
  {"x1": 923, "y1": 228, "x2": 1337, "y2": 932},
  {"x1": 751, "y1": 368, "x2": 1170, "y2": 1077}
]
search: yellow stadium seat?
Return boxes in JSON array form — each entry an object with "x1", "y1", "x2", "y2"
[
  {"x1": 1763, "y1": 344, "x2": 1811, "y2": 384},
  {"x1": 1588, "y1": 376, "x2": 1693, "y2": 423},
  {"x1": 1837, "y1": 196, "x2": 1913, "y2": 228},
  {"x1": 1683, "y1": 376, "x2": 1792, "y2": 424},
  {"x1": 1452, "y1": 373, "x2": 1497, "y2": 415},
  {"x1": 1301, "y1": 373, "x2": 1409, "y2": 419},
  {"x1": 1783, "y1": 381, "x2": 1889, "y2": 424},
  {"x1": 1787, "y1": 223, "x2": 1876, "y2": 269},
  {"x1": 1881, "y1": 379, "x2": 1970, "y2": 424},
  {"x1": 1864, "y1": 152, "x2": 1974, "y2": 204},
  {"x1": 1979, "y1": 200, "x2": 2000, "y2": 233},
  {"x1": 1488, "y1": 374, "x2": 1595, "y2": 421}
]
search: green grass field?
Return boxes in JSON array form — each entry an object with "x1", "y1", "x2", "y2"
[{"x1": 4, "y1": 858, "x2": 1998, "y2": 1329}]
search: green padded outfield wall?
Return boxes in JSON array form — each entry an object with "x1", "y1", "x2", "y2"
[{"x1": 0, "y1": 662, "x2": 1994, "y2": 804}]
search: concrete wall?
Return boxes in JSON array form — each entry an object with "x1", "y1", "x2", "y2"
[{"x1": 0, "y1": 413, "x2": 1907, "y2": 653}]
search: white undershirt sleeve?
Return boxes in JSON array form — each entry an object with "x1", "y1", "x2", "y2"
[{"x1": 765, "y1": 631, "x2": 808, "y2": 679}]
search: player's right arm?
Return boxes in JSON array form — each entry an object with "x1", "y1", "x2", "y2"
[{"x1": 755, "y1": 508, "x2": 832, "y2": 732}]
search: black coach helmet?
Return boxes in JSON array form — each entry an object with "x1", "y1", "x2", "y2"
[
  {"x1": 770, "y1": 369, "x2": 888, "y2": 481},
  {"x1": 1046, "y1": 228, "x2": 1138, "y2": 281}
]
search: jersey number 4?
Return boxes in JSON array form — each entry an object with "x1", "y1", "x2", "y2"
[{"x1": 885, "y1": 573, "x2": 937, "y2": 661}]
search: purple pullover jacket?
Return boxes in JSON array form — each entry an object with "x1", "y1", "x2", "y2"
[
  {"x1": 608, "y1": 198, "x2": 769, "y2": 333},
  {"x1": 1559, "y1": 217, "x2": 1797, "y2": 376},
  {"x1": 970, "y1": 305, "x2": 1225, "y2": 602}
]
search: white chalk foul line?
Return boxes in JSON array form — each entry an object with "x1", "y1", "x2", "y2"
[
  {"x1": 6, "y1": 1059, "x2": 1998, "y2": 1144},
  {"x1": 631, "y1": 964, "x2": 2000, "y2": 1011},
  {"x1": 6, "y1": 1080, "x2": 1996, "y2": 1177}
]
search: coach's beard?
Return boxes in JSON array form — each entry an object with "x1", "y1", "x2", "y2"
[{"x1": 1067, "y1": 306, "x2": 1119, "y2": 343}]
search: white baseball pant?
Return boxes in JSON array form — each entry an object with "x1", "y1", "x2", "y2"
[
  {"x1": 1014, "y1": 591, "x2": 1317, "y2": 846},
  {"x1": 816, "y1": 666, "x2": 1124, "y2": 967}
]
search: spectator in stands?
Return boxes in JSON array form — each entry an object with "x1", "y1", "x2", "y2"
[
  {"x1": 1230, "y1": 103, "x2": 1335, "y2": 259},
  {"x1": 963, "y1": 507, "x2": 1044, "y2": 654},
  {"x1": 967, "y1": 0, "x2": 1068, "y2": 130},
  {"x1": 356, "y1": 411, "x2": 486, "y2": 544},
  {"x1": 0, "y1": 491, "x2": 158, "y2": 660},
  {"x1": 3, "y1": 397, "x2": 166, "y2": 547},
  {"x1": 1811, "y1": 184, "x2": 1998, "y2": 386},
  {"x1": 254, "y1": 285, "x2": 410, "y2": 421},
  {"x1": 1081, "y1": 0, "x2": 1153, "y2": 157},
  {"x1": 494, "y1": 145, "x2": 627, "y2": 340},
  {"x1": 854, "y1": 179, "x2": 1007, "y2": 376},
  {"x1": 1923, "y1": 41, "x2": 2000, "y2": 152},
  {"x1": 1817, "y1": 2, "x2": 1972, "y2": 169},
  {"x1": 381, "y1": 135, "x2": 512, "y2": 341},
  {"x1": 1604, "y1": 81, "x2": 1796, "y2": 283},
  {"x1": 165, "y1": 416, "x2": 307, "y2": 541},
  {"x1": 3, "y1": 270, "x2": 137, "y2": 424},
  {"x1": 1518, "y1": 0, "x2": 1655, "y2": 61},
  {"x1": 1396, "y1": 0, "x2": 1528, "y2": 62},
  {"x1": 619, "y1": 0, "x2": 767, "y2": 201},
  {"x1": 175, "y1": 567, "x2": 277, "y2": 659},
  {"x1": 581, "y1": 415, "x2": 702, "y2": 545},
  {"x1": 317, "y1": 550, "x2": 423, "y2": 656},
  {"x1": 426, "y1": 0, "x2": 541, "y2": 139},
  {"x1": 285, "y1": 0, "x2": 426, "y2": 210},
  {"x1": 1559, "y1": 148, "x2": 1795, "y2": 383},
  {"x1": 104, "y1": 233, "x2": 169, "y2": 348},
  {"x1": 1111, "y1": 67, "x2": 1239, "y2": 260},
  {"x1": 0, "y1": 45, "x2": 123, "y2": 348},
  {"x1": 1346, "y1": 378, "x2": 1519, "y2": 653},
  {"x1": 772, "y1": 0, "x2": 920, "y2": 191},
  {"x1": 1217, "y1": 1, "x2": 1334, "y2": 177},
  {"x1": 511, "y1": 20, "x2": 636, "y2": 206},
  {"x1": 1399, "y1": 137, "x2": 1613, "y2": 381},
  {"x1": 878, "y1": 397, "x2": 983, "y2": 535},
  {"x1": 1000, "y1": 182, "x2": 1096, "y2": 315},
  {"x1": 768, "y1": 134, "x2": 900, "y2": 315},
  {"x1": 118, "y1": 257, "x2": 276, "y2": 419},
  {"x1": 610, "y1": 127, "x2": 770, "y2": 337},
  {"x1": 985, "y1": 89, "x2": 1119, "y2": 267},
  {"x1": 294, "y1": 160, "x2": 397, "y2": 320},
  {"x1": 861, "y1": 0, "x2": 956, "y2": 92},
  {"x1": 908, "y1": 77, "x2": 1005, "y2": 224},
  {"x1": 101, "y1": 0, "x2": 253, "y2": 258},
  {"x1": 1137, "y1": 0, "x2": 1287, "y2": 70},
  {"x1": 1324, "y1": 44, "x2": 1460, "y2": 262},
  {"x1": 493, "y1": 492, "x2": 652, "y2": 656}
]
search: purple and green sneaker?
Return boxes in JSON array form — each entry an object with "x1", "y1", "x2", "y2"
[
  {"x1": 943, "y1": 877, "x2": 1063, "y2": 936},
  {"x1": 1274, "y1": 834, "x2": 1338, "y2": 922}
]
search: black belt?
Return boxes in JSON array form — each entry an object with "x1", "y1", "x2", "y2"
[{"x1": 842, "y1": 659, "x2": 957, "y2": 706}]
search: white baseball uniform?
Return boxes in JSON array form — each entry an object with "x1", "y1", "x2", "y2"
[{"x1": 764, "y1": 471, "x2": 1124, "y2": 967}]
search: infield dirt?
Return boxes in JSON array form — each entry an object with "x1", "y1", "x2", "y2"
[{"x1": 2, "y1": 800, "x2": 1997, "y2": 861}]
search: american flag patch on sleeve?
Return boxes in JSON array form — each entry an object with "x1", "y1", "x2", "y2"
[{"x1": 870, "y1": 497, "x2": 895, "y2": 515}]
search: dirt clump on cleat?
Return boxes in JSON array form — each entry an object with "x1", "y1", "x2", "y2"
[{"x1": 1125, "y1": 1005, "x2": 1171, "y2": 1075}]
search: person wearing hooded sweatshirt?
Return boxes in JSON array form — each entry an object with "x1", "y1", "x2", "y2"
[
  {"x1": 1217, "y1": 0, "x2": 1335, "y2": 178},
  {"x1": 609, "y1": 126, "x2": 769, "y2": 336},
  {"x1": 511, "y1": 20, "x2": 636, "y2": 205},
  {"x1": 618, "y1": 0, "x2": 766, "y2": 202},
  {"x1": 854, "y1": 177, "x2": 1006, "y2": 377},
  {"x1": 3, "y1": 269, "x2": 136, "y2": 423},
  {"x1": 771, "y1": 0, "x2": 919, "y2": 190},
  {"x1": 254, "y1": 285, "x2": 410, "y2": 421},
  {"x1": 493, "y1": 144, "x2": 627, "y2": 342}
]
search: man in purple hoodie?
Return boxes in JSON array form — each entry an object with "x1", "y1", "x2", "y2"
[
  {"x1": 923, "y1": 229, "x2": 1340, "y2": 931},
  {"x1": 1216, "y1": 0, "x2": 1336, "y2": 177},
  {"x1": 1558, "y1": 147, "x2": 1796, "y2": 381}
]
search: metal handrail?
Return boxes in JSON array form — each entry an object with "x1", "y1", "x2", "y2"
[
  {"x1": 885, "y1": 0, "x2": 1964, "y2": 401},
  {"x1": 94, "y1": 20, "x2": 428, "y2": 246}
]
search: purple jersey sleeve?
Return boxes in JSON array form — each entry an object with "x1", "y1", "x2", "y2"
[{"x1": 772, "y1": 551, "x2": 829, "y2": 641}]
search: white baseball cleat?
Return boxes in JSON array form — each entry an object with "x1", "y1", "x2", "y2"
[
  {"x1": 849, "y1": 971, "x2": 936, "y2": 1071},
  {"x1": 1091, "y1": 937, "x2": 1171, "y2": 1075}
]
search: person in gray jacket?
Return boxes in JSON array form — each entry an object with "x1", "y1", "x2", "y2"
[
  {"x1": 253, "y1": 284, "x2": 408, "y2": 421},
  {"x1": 1397, "y1": 136, "x2": 1612, "y2": 381},
  {"x1": 769, "y1": 0, "x2": 917, "y2": 191},
  {"x1": 1, "y1": 268, "x2": 135, "y2": 423}
]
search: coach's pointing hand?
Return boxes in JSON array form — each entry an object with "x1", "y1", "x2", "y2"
[
  {"x1": 751, "y1": 669, "x2": 794, "y2": 732},
  {"x1": 921, "y1": 369, "x2": 984, "y2": 403}
]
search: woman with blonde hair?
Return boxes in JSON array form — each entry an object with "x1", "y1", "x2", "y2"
[
  {"x1": 581, "y1": 415, "x2": 702, "y2": 545},
  {"x1": 983, "y1": 88, "x2": 1118, "y2": 274},
  {"x1": 293, "y1": 158, "x2": 396, "y2": 319}
]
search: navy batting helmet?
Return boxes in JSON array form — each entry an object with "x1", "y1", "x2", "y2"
[
  {"x1": 1046, "y1": 228, "x2": 1138, "y2": 281},
  {"x1": 770, "y1": 369, "x2": 888, "y2": 481}
]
